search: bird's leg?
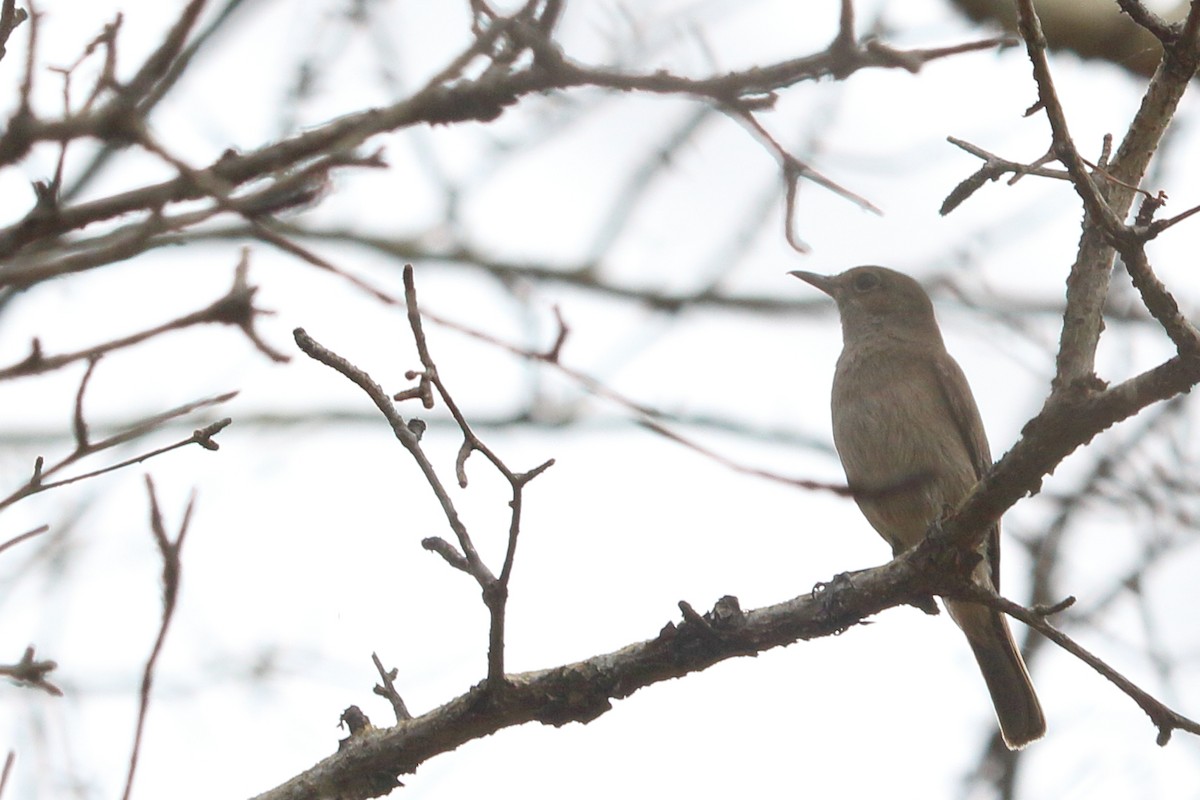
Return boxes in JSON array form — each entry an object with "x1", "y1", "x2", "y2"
[
  {"x1": 811, "y1": 570, "x2": 874, "y2": 633},
  {"x1": 891, "y1": 541, "x2": 941, "y2": 616}
]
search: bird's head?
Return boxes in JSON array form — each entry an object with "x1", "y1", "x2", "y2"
[{"x1": 790, "y1": 266, "x2": 943, "y2": 346}]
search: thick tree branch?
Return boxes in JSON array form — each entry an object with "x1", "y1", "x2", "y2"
[
  {"x1": 248, "y1": 555, "x2": 920, "y2": 800},
  {"x1": 940, "y1": 351, "x2": 1200, "y2": 559}
]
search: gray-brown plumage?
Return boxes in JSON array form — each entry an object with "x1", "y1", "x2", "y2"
[{"x1": 792, "y1": 265, "x2": 1045, "y2": 750}]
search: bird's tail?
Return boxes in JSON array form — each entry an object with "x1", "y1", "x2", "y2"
[{"x1": 947, "y1": 599, "x2": 1046, "y2": 750}]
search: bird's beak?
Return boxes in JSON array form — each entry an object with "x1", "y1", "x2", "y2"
[{"x1": 789, "y1": 270, "x2": 836, "y2": 297}]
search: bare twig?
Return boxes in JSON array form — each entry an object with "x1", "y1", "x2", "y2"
[
  {"x1": 1112, "y1": 239, "x2": 1200, "y2": 356},
  {"x1": 961, "y1": 584, "x2": 1200, "y2": 746},
  {"x1": 293, "y1": 328, "x2": 489, "y2": 580},
  {"x1": 0, "y1": 645, "x2": 61, "y2": 696},
  {"x1": 121, "y1": 0, "x2": 207, "y2": 105},
  {"x1": 63, "y1": 1, "x2": 259, "y2": 202},
  {"x1": 121, "y1": 477, "x2": 194, "y2": 800},
  {"x1": 1117, "y1": 0, "x2": 1179, "y2": 44},
  {"x1": 0, "y1": 750, "x2": 13, "y2": 799},
  {"x1": 295, "y1": 265, "x2": 557, "y2": 687},
  {"x1": 416, "y1": 305, "x2": 849, "y2": 494},
  {"x1": 720, "y1": 102, "x2": 881, "y2": 253},
  {"x1": 0, "y1": 252, "x2": 286, "y2": 376},
  {"x1": 14, "y1": 1, "x2": 37, "y2": 118},
  {"x1": 71, "y1": 356, "x2": 99, "y2": 447},
  {"x1": 1146, "y1": 198, "x2": 1200, "y2": 235},
  {"x1": 0, "y1": 392, "x2": 234, "y2": 513},
  {"x1": 397, "y1": 267, "x2": 553, "y2": 598},
  {"x1": 371, "y1": 653, "x2": 413, "y2": 723},
  {"x1": 2, "y1": 420, "x2": 229, "y2": 509},
  {"x1": 0, "y1": 524, "x2": 50, "y2": 557},
  {"x1": 0, "y1": 642, "x2": 61, "y2": 695},
  {"x1": 395, "y1": 264, "x2": 553, "y2": 681},
  {"x1": 941, "y1": 136, "x2": 1071, "y2": 214}
]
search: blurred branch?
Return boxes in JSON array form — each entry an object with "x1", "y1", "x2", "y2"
[
  {"x1": 0, "y1": 750, "x2": 12, "y2": 799},
  {"x1": 0, "y1": 645, "x2": 60, "y2": 697},
  {"x1": 0, "y1": 383, "x2": 235, "y2": 513},
  {"x1": 173, "y1": 222, "x2": 1168, "y2": 327},
  {"x1": 64, "y1": 0, "x2": 258, "y2": 201},
  {"x1": 0, "y1": 524, "x2": 49, "y2": 556},
  {"x1": 0, "y1": 249, "x2": 286, "y2": 379},
  {"x1": 941, "y1": 136, "x2": 1071, "y2": 214},
  {"x1": 0, "y1": 1, "x2": 1011, "y2": 284},
  {"x1": 0, "y1": 0, "x2": 27, "y2": 62},
  {"x1": 120, "y1": 0, "x2": 207, "y2": 111},
  {"x1": 973, "y1": 587, "x2": 1200, "y2": 746},
  {"x1": 121, "y1": 477, "x2": 194, "y2": 800},
  {"x1": 419, "y1": 302, "x2": 846, "y2": 492}
]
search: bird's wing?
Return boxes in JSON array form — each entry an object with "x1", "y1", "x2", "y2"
[
  {"x1": 932, "y1": 355, "x2": 992, "y2": 480},
  {"x1": 932, "y1": 354, "x2": 1001, "y2": 589}
]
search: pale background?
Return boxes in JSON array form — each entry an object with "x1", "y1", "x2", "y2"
[{"x1": 0, "y1": 1, "x2": 1198, "y2": 799}]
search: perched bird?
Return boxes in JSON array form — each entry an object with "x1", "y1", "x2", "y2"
[{"x1": 791, "y1": 265, "x2": 1045, "y2": 750}]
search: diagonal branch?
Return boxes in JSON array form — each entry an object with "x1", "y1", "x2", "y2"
[
  {"x1": 964, "y1": 586, "x2": 1200, "y2": 746},
  {"x1": 939, "y1": 352, "x2": 1200, "y2": 560}
]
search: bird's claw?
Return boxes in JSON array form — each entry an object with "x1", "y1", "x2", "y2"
[{"x1": 812, "y1": 571, "x2": 858, "y2": 626}]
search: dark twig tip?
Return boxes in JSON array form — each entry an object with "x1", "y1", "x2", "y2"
[
  {"x1": 455, "y1": 439, "x2": 473, "y2": 488},
  {"x1": 516, "y1": 457, "x2": 555, "y2": 485},
  {"x1": 191, "y1": 418, "x2": 231, "y2": 451},
  {"x1": 1033, "y1": 595, "x2": 1076, "y2": 616}
]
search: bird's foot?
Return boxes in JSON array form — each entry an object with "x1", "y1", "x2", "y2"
[{"x1": 811, "y1": 571, "x2": 864, "y2": 632}]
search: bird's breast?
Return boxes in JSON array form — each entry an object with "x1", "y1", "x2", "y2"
[{"x1": 830, "y1": 345, "x2": 975, "y2": 503}]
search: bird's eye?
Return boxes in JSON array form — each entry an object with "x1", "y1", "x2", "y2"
[{"x1": 851, "y1": 271, "x2": 880, "y2": 292}]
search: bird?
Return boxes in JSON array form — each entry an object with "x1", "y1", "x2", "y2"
[{"x1": 790, "y1": 265, "x2": 1045, "y2": 750}]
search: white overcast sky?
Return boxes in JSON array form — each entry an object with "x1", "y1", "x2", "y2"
[{"x1": 1, "y1": 1, "x2": 1199, "y2": 799}]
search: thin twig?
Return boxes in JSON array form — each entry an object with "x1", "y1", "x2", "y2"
[
  {"x1": 417, "y1": 305, "x2": 850, "y2": 495},
  {"x1": 371, "y1": 652, "x2": 413, "y2": 723},
  {"x1": 1112, "y1": 240, "x2": 1200, "y2": 356},
  {"x1": 0, "y1": 393, "x2": 234, "y2": 513},
  {"x1": 0, "y1": 524, "x2": 50, "y2": 556},
  {"x1": 122, "y1": 477, "x2": 194, "y2": 800},
  {"x1": 0, "y1": 645, "x2": 60, "y2": 696},
  {"x1": 963, "y1": 584, "x2": 1200, "y2": 745},
  {"x1": 1015, "y1": 0, "x2": 1122, "y2": 231},
  {"x1": 396, "y1": 266, "x2": 554, "y2": 684},
  {"x1": 0, "y1": 750, "x2": 13, "y2": 799},
  {"x1": 0, "y1": 252, "x2": 286, "y2": 377}
]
